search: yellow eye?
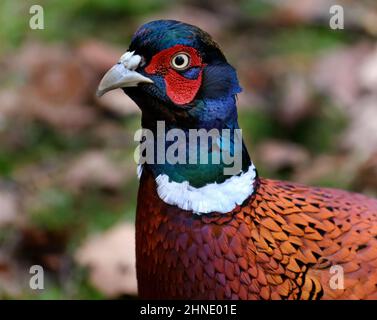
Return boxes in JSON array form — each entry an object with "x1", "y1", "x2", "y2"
[{"x1": 171, "y1": 52, "x2": 190, "y2": 70}]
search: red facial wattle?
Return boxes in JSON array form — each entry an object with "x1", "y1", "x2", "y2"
[{"x1": 145, "y1": 45, "x2": 204, "y2": 105}]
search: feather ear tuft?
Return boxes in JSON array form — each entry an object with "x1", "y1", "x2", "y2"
[{"x1": 199, "y1": 64, "x2": 242, "y2": 99}]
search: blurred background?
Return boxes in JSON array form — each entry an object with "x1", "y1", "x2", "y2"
[{"x1": 0, "y1": 0, "x2": 376, "y2": 299}]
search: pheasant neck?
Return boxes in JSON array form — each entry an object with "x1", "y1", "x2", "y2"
[
  {"x1": 142, "y1": 118, "x2": 253, "y2": 188},
  {"x1": 138, "y1": 119, "x2": 257, "y2": 214}
]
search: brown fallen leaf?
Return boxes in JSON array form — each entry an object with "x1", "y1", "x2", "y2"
[
  {"x1": 94, "y1": 89, "x2": 140, "y2": 116},
  {"x1": 13, "y1": 41, "x2": 93, "y2": 106},
  {"x1": 24, "y1": 99, "x2": 98, "y2": 132},
  {"x1": 312, "y1": 43, "x2": 372, "y2": 109},
  {"x1": 359, "y1": 45, "x2": 377, "y2": 93},
  {"x1": 0, "y1": 251, "x2": 22, "y2": 298},
  {"x1": 274, "y1": 0, "x2": 332, "y2": 23},
  {"x1": 143, "y1": 5, "x2": 226, "y2": 39},
  {"x1": 17, "y1": 227, "x2": 68, "y2": 272},
  {"x1": 353, "y1": 152, "x2": 377, "y2": 194},
  {"x1": 293, "y1": 154, "x2": 357, "y2": 187},
  {"x1": 0, "y1": 89, "x2": 22, "y2": 128},
  {"x1": 63, "y1": 151, "x2": 131, "y2": 192},
  {"x1": 0, "y1": 191, "x2": 18, "y2": 227},
  {"x1": 279, "y1": 73, "x2": 313, "y2": 127},
  {"x1": 256, "y1": 139, "x2": 310, "y2": 173},
  {"x1": 75, "y1": 223, "x2": 137, "y2": 297},
  {"x1": 342, "y1": 95, "x2": 377, "y2": 158},
  {"x1": 76, "y1": 40, "x2": 124, "y2": 75}
]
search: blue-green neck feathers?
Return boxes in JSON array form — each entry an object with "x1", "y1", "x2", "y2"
[{"x1": 142, "y1": 95, "x2": 251, "y2": 188}]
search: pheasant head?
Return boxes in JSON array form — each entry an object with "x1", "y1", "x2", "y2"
[{"x1": 98, "y1": 20, "x2": 241, "y2": 125}]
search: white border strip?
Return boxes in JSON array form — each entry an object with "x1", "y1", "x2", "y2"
[{"x1": 138, "y1": 164, "x2": 256, "y2": 215}]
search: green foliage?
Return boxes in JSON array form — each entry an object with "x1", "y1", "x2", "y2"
[
  {"x1": 311, "y1": 176, "x2": 351, "y2": 190},
  {"x1": 238, "y1": 109, "x2": 282, "y2": 146},
  {"x1": 71, "y1": 0, "x2": 171, "y2": 16},
  {"x1": 0, "y1": 121, "x2": 90, "y2": 176},
  {"x1": 293, "y1": 102, "x2": 348, "y2": 153},
  {"x1": 25, "y1": 268, "x2": 105, "y2": 300},
  {"x1": 241, "y1": 0, "x2": 274, "y2": 19},
  {"x1": 30, "y1": 189, "x2": 76, "y2": 230},
  {"x1": 30, "y1": 184, "x2": 137, "y2": 234},
  {"x1": 269, "y1": 27, "x2": 352, "y2": 56},
  {"x1": 0, "y1": 0, "x2": 172, "y2": 52}
]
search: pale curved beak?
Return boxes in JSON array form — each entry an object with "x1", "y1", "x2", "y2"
[{"x1": 96, "y1": 51, "x2": 153, "y2": 97}]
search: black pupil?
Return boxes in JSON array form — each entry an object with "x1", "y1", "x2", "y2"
[{"x1": 175, "y1": 55, "x2": 185, "y2": 66}]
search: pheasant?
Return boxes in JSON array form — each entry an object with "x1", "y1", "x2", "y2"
[{"x1": 97, "y1": 20, "x2": 377, "y2": 300}]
